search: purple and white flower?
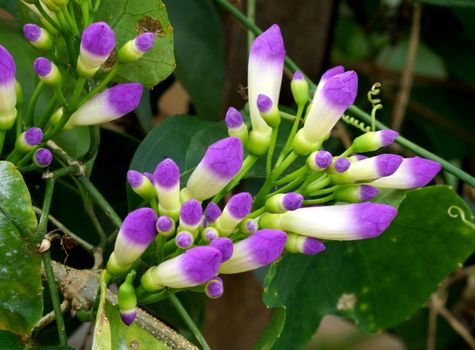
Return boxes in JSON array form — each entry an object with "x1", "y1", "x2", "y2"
[
  {"x1": 184, "y1": 137, "x2": 243, "y2": 200},
  {"x1": 33, "y1": 148, "x2": 52, "y2": 168},
  {"x1": 16, "y1": 127, "x2": 43, "y2": 152},
  {"x1": 0, "y1": 45, "x2": 16, "y2": 127},
  {"x1": 330, "y1": 157, "x2": 351, "y2": 173},
  {"x1": 240, "y1": 218, "x2": 258, "y2": 235},
  {"x1": 34, "y1": 57, "x2": 61, "y2": 85},
  {"x1": 153, "y1": 158, "x2": 181, "y2": 220},
  {"x1": 352, "y1": 130, "x2": 399, "y2": 153},
  {"x1": 259, "y1": 203, "x2": 397, "y2": 241},
  {"x1": 205, "y1": 277, "x2": 224, "y2": 299},
  {"x1": 179, "y1": 199, "x2": 203, "y2": 233},
  {"x1": 209, "y1": 237, "x2": 233, "y2": 262},
  {"x1": 127, "y1": 170, "x2": 156, "y2": 200},
  {"x1": 257, "y1": 94, "x2": 280, "y2": 128},
  {"x1": 308, "y1": 150, "x2": 333, "y2": 172},
  {"x1": 67, "y1": 83, "x2": 143, "y2": 127},
  {"x1": 140, "y1": 246, "x2": 222, "y2": 291},
  {"x1": 225, "y1": 107, "x2": 248, "y2": 145},
  {"x1": 23, "y1": 24, "x2": 52, "y2": 50},
  {"x1": 156, "y1": 215, "x2": 175, "y2": 237},
  {"x1": 77, "y1": 22, "x2": 115, "y2": 77},
  {"x1": 219, "y1": 229, "x2": 287, "y2": 274},
  {"x1": 204, "y1": 202, "x2": 222, "y2": 226},
  {"x1": 202, "y1": 227, "x2": 219, "y2": 242},
  {"x1": 118, "y1": 274, "x2": 137, "y2": 326},
  {"x1": 175, "y1": 231, "x2": 194, "y2": 249},
  {"x1": 285, "y1": 233, "x2": 326, "y2": 255},
  {"x1": 214, "y1": 192, "x2": 252, "y2": 236},
  {"x1": 107, "y1": 208, "x2": 157, "y2": 274},
  {"x1": 370, "y1": 157, "x2": 441, "y2": 189},
  {"x1": 333, "y1": 184, "x2": 379, "y2": 203},
  {"x1": 265, "y1": 192, "x2": 303, "y2": 213},
  {"x1": 290, "y1": 71, "x2": 309, "y2": 106},
  {"x1": 118, "y1": 32, "x2": 155, "y2": 63}
]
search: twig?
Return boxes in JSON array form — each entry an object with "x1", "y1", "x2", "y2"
[
  {"x1": 33, "y1": 300, "x2": 70, "y2": 333},
  {"x1": 390, "y1": 4, "x2": 422, "y2": 131},
  {"x1": 427, "y1": 295, "x2": 438, "y2": 350},
  {"x1": 437, "y1": 303, "x2": 475, "y2": 349}
]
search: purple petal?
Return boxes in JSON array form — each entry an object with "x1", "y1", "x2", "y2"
[
  {"x1": 407, "y1": 157, "x2": 441, "y2": 187},
  {"x1": 176, "y1": 231, "x2": 193, "y2": 249},
  {"x1": 203, "y1": 137, "x2": 243, "y2": 178},
  {"x1": 257, "y1": 94, "x2": 273, "y2": 113},
  {"x1": 34, "y1": 57, "x2": 52, "y2": 77},
  {"x1": 24, "y1": 127, "x2": 43, "y2": 146},
  {"x1": 226, "y1": 192, "x2": 252, "y2": 219},
  {"x1": 135, "y1": 32, "x2": 155, "y2": 52},
  {"x1": 119, "y1": 208, "x2": 157, "y2": 245},
  {"x1": 180, "y1": 199, "x2": 203, "y2": 226},
  {"x1": 205, "y1": 202, "x2": 222, "y2": 224},
  {"x1": 0, "y1": 45, "x2": 15, "y2": 83},
  {"x1": 315, "y1": 150, "x2": 332, "y2": 168},
  {"x1": 81, "y1": 22, "x2": 115, "y2": 56},
  {"x1": 302, "y1": 238, "x2": 326, "y2": 255},
  {"x1": 359, "y1": 185, "x2": 379, "y2": 201},
  {"x1": 34, "y1": 148, "x2": 52, "y2": 167},
  {"x1": 379, "y1": 130, "x2": 399, "y2": 146},
  {"x1": 206, "y1": 279, "x2": 224, "y2": 298},
  {"x1": 120, "y1": 309, "x2": 136, "y2": 326},
  {"x1": 23, "y1": 24, "x2": 41, "y2": 42},
  {"x1": 107, "y1": 83, "x2": 143, "y2": 115},
  {"x1": 225, "y1": 107, "x2": 244, "y2": 129},
  {"x1": 250, "y1": 24, "x2": 285, "y2": 65},
  {"x1": 282, "y1": 192, "x2": 303, "y2": 211},
  {"x1": 321, "y1": 71, "x2": 358, "y2": 108},
  {"x1": 247, "y1": 229, "x2": 287, "y2": 265},
  {"x1": 320, "y1": 65, "x2": 345, "y2": 81},
  {"x1": 180, "y1": 246, "x2": 222, "y2": 284},
  {"x1": 334, "y1": 157, "x2": 350, "y2": 173},
  {"x1": 153, "y1": 158, "x2": 180, "y2": 189},
  {"x1": 156, "y1": 216, "x2": 173, "y2": 232},
  {"x1": 354, "y1": 203, "x2": 397, "y2": 239},
  {"x1": 375, "y1": 154, "x2": 403, "y2": 177},
  {"x1": 210, "y1": 237, "x2": 234, "y2": 262},
  {"x1": 292, "y1": 71, "x2": 304, "y2": 81}
]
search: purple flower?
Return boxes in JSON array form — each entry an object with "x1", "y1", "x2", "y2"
[
  {"x1": 141, "y1": 246, "x2": 222, "y2": 291},
  {"x1": 127, "y1": 170, "x2": 156, "y2": 200},
  {"x1": 0, "y1": 45, "x2": 16, "y2": 121},
  {"x1": 204, "y1": 202, "x2": 222, "y2": 225},
  {"x1": 16, "y1": 127, "x2": 43, "y2": 152},
  {"x1": 334, "y1": 184, "x2": 379, "y2": 203},
  {"x1": 210, "y1": 237, "x2": 234, "y2": 262},
  {"x1": 291, "y1": 71, "x2": 309, "y2": 106},
  {"x1": 352, "y1": 130, "x2": 399, "y2": 153},
  {"x1": 370, "y1": 157, "x2": 441, "y2": 189},
  {"x1": 225, "y1": 107, "x2": 248, "y2": 145},
  {"x1": 175, "y1": 231, "x2": 194, "y2": 249},
  {"x1": 153, "y1": 158, "x2": 181, "y2": 219},
  {"x1": 77, "y1": 22, "x2": 115, "y2": 77},
  {"x1": 240, "y1": 218, "x2": 258, "y2": 235},
  {"x1": 260, "y1": 203, "x2": 397, "y2": 241},
  {"x1": 219, "y1": 229, "x2": 287, "y2": 274},
  {"x1": 265, "y1": 192, "x2": 303, "y2": 213},
  {"x1": 286, "y1": 233, "x2": 326, "y2": 255},
  {"x1": 185, "y1": 137, "x2": 243, "y2": 200},
  {"x1": 205, "y1": 277, "x2": 224, "y2": 299},
  {"x1": 332, "y1": 157, "x2": 351, "y2": 173},
  {"x1": 308, "y1": 150, "x2": 333, "y2": 171},
  {"x1": 118, "y1": 273, "x2": 137, "y2": 326},
  {"x1": 179, "y1": 199, "x2": 203, "y2": 232},
  {"x1": 107, "y1": 208, "x2": 157, "y2": 274},
  {"x1": 156, "y1": 215, "x2": 175, "y2": 237},
  {"x1": 214, "y1": 192, "x2": 252, "y2": 236},
  {"x1": 118, "y1": 32, "x2": 156, "y2": 63},
  {"x1": 67, "y1": 83, "x2": 143, "y2": 127},
  {"x1": 33, "y1": 148, "x2": 52, "y2": 167},
  {"x1": 23, "y1": 23, "x2": 54, "y2": 51},
  {"x1": 248, "y1": 25, "x2": 286, "y2": 140},
  {"x1": 202, "y1": 227, "x2": 219, "y2": 242},
  {"x1": 34, "y1": 57, "x2": 60, "y2": 85}
]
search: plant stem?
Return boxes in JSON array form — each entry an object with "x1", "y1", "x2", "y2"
[
  {"x1": 26, "y1": 81, "x2": 44, "y2": 127},
  {"x1": 0, "y1": 131, "x2": 5, "y2": 157},
  {"x1": 266, "y1": 127, "x2": 278, "y2": 176},
  {"x1": 303, "y1": 194, "x2": 334, "y2": 205},
  {"x1": 15, "y1": 109, "x2": 22, "y2": 136},
  {"x1": 78, "y1": 64, "x2": 120, "y2": 107},
  {"x1": 70, "y1": 77, "x2": 86, "y2": 108},
  {"x1": 276, "y1": 104, "x2": 304, "y2": 167},
  {"x1": 247, "y1": 0, "x2": 255, "y2": 52},
  {"x1": 169, "y1": 294, "x2": 211, "y2": 350},
  {"x1": 213, "y1": 0, "x2": 475, "y2": 188},
  {"x1": 79, "y1": 125, "x2": 100, "y2": 162},
  {"x1": 275, "y1": 166, "x2": 306, "y2": 186},
  {"x1": 42, "y1": 250, "x2": 68, "y2": 345}
]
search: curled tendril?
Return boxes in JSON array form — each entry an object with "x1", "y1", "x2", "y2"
[
  {"x1": 341, "y1": 115, "x2": 371, "y2": 133},
  {"x1": 448, "y1": 205, "x2": 475, "y2": 228},
  {"x1": 367, "y1": 82, "x2": 383, "y2": 132}
]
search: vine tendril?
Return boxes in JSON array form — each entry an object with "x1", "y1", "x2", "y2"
[
  {"x1": 367, "y1": 82, "x2": 383, "y2": 132},
  {"x1": 341, "y1": 115, "x2": 371, "y2": 133},
  {"x1": 448, "y1": 205, "x2": 475, "y2": 229}
]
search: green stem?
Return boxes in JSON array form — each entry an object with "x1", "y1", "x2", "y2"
[
  {"x1": 42, "y1": 251, "x2": 68, "y2": 346},
  {"x1": 156, "y1": 235, "x2": 167, "y2": 264},
  {"x1": 305, "y1": 176, "x2": 330, "y2": 194},
  {"x1": 78, "y1": 176, "x2": 123, "y2": 228},
  {"x1": 34, "y1": 0, "x2": 62, "y2": 33},
  {"x1": 26, "y1": 81, "x2": 44, "y2": 127},
  {"x1": 214, "y1": 0, "x2": 475, "y2": 189},
  {"x1": 0, "y1": 131, "x2": 5, "y2": 157},
  {"x1": 37, "y1": 96, "x2": 59, "y2": 128},
  {"x1": 169, "y1": 294, "x2": 211, "y2": 350},
  {"x1": 266, "y1": 127, "x2": 278, "y2": 176},
  {"x1": 269, "y1": 175, "x2": 306, "y2": 197},
  {"x1": 61, "y1": 5, "x2": 79, "y2": 35},
  {"x1": 308, "y1": 185, "x2": 337, "y2": 197},
  {"x1": 78, "y1": 64, "x2": 120, "y2": 107},
  {"x1": 80, "y1": 0, "x2": 91, "y2": 27},
  {"x1": 139, "y1": 289, "x2": 170, "y2": 305},
  {"x1": 247, "y1": 206, "x2": 266, "y2": 219},
  {"x1": 303, "y1": 194, "x2": 335, "y2": 205},
  {"x1": 79, "y1": 125, "x2": 100, "y2": 162},
  {"x1": 247, "y1": 0, "x2": 255, "y2": 52},
  {"x1": 212, "y1": 154, "x2": 258, "y2": 203},
  {"x1": 70, "y1": 77, "x2": 86, "y2": 108},
  {"x1": 276, "y1": 105, "x2": 304, "y2": 167},
  {"x1": 54, "y1": 86, "x2": 69, "y2": 109},
  {"x1": 339, "y1": 146, "x2": 353, "y2": 158},
  {"x1": 275, "y1": 166, "x2": 306, "y2": 186},
  {"x1": 16, "y1": 109, "x2": 23, "y2": 136}
]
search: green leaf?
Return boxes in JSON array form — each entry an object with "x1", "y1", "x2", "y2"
[
  {"x1": 0, "y1": 162, "x2": 42, "y2": 337},
  {"x1": 128, "y1": 115, "x2": 226, "y2": 208},
  {"x1": 95, "y1": 0, "x2": 175, "y2": 88},
  {"x1": 135, "y1": 89, "x2": 154, "y2": 133},
  {"x1": 0, "y1": 330, "x2": 23, "y2": 350},
  {"x1": 164, "y1": 0, "x2": 225, "y2": 120},
  {"x1": 263, "y1": 186, "x2": 475, "y2": 349},
  {"x1": 253, "y1": 308, "x2": 286, "y2": 350},
  {"x1": 415, "y1": 0, "x2": 475, "y2": 6},
  {"x1": 53, "y1": 127, "x2": 91, "y2": 159},
  {"x1": 105, "y1": 302, "x2": 169, "y2": 350}
]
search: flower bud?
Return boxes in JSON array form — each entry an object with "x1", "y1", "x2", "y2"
[
  {"x1": 118, "y1": 32, "x2": 155, "y2": 63},
  {"x1": 225, "y1": 107, "x2": 248, "y2": 146},
  {"x1": 240, "y1": 218, "x2": 258, "y2": 235},
  {"x1": 34, "y1": 57, "x2": 61, "y2": 85},
  {"x1": 248, "y1": 24, "x2": 285, "y2": 142},
  {"x1": 204, "y1": 202, "x2": 221, "y2": 226},
  {"x1": 77, "y1": 22, "x2": 115, "y2": 77},
  {"x1": 23, "y1": 24, "x2": 52, "y2": 50},
  {"x1": 219, "y1": 229, "x2": 287, "y2": 274},
  {"x1": 349, "y1": 154, "x2": 368, "y2": 162},
  {"x1": 214, "y1": 192, "x2": 252, "y2": 236},
  {"x1": 184, "y1": 137, "x2": 243, "y2": 200},
  {"x1": 127, "y1": 170, "x2": 156, "y2": 200},
  {"x1": 351, "y1": 130, "x2": 399, "y2": 153},
  {"x1": 33, "y1": 148, "x2": 53, "y2": 167},
  {"x1": 202, "y1": 227, "x2": 219, "y2": 242},
  {"x1": 333, "y1": 184, "x2": 379, "y2": 202},
  {"x1": 257, "y1": 94, "x2": 280, "y2": 128},
  {"x1": 175, "y1": 231, "x2": 194, "y2": 249},
  {"x1": 330, "y1": 154, "x2": 403, "y2": 184},
  {"x1": 0, "y1": 45, "x2": 17, "y2": 130},
  {"x1": 141, "y1": 246, "x2": 222, "y2": 291},
  {"x1": 205, "y1": 277, "x2": 224, "y2": 299},
  {"x1": 307, "y1": 150, "x2": 332, "y2": 172},
  {"x1": 118, "y1": 272, "x2": 137, "y2": 326},
  {"x1": 291, "y1": 71, "x2": 309, "y2": 106},
  {"x1": 153, "y1": 158, "x2": 181, "y2": 220},
  {"x1": 209, "y1": 237, "x2": 233, "y2": 262},
  {"x1": 265, "y1": 192, "x2": 303, "y2": 213},
  {"x1": 15, "y1": 127, "x2": 43, "y2": 152},
  {"x1": 179, "y1": 199, "x2": 202, "y2": 233},
  {"x1": 259, "y1": 203, "x2": 397, "y2": 241},
  {"x1": 156, "y1": 215, "x2": 175, "y2": 237},
  {"x1": 328, "y1": 157, "x2": 350, "y2": 173},
  {"x1": 67, "y1": 83, "x2": 143, "y2": 127},
  {"x1": 285, "y1": 233, "x2": 325, "y2": 255},
  {"x1": 370, "y1": 157, "x2": 441, "y2": 189},
  {"x1": 107, "y1": 208, "x2": 157, "y2": 275}
]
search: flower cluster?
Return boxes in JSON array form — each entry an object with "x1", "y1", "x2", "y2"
[{"x1": 106, "y1": 25, "x2": 441, "y2": 326}]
